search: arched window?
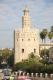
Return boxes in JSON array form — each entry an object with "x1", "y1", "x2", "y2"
[
  {"x1": 34, "y1": 38, "x2": 35, "y2": 41},
  {"x1": 22, "y1": 39, "x2": 24, "y2": 41},
  {"x1": 34, "y1": 49, "x2": 36, "y2": 53},
  {"x1": 22, "y1": 49, "x2": 24, "y2": 53},
  {"x1": 17, "y1": 39, "x2": 18, "y2": 41}
]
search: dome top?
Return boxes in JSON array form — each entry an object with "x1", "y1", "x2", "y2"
[{"x1": 23, "y1": 7, "x2": 29, "y2": 12}]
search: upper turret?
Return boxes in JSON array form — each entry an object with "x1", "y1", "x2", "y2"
[
  {"x1": 23, "y1": 7, "x2": 29, "y2": 16},
  {"x1": 22, "y1": 8, "x2": 31, "y2": 31}
]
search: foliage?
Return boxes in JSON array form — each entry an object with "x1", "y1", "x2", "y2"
[
  {"x1": 48, "y1": 32, "x2": 53, "y2": 41},
  {"x1": 40, "y1": 29, "x2": 48, "y2": 43},
  {"x1": 40, "y1": 27, "x2": 53, "y2": 43},
  {"x1": 51, "y1": 26, "x2": 53, "y2": 33},
  {"x1": 14, "y1": 54, "x2": 43, "y2": 73},
  {"x1": 2, "y1": 48, "x2": 9, "y2": 60},
  {"x1": 42, "y1": 29, "x2": 48, "y2": 37},
  {"x1": 0, "y1": 55, "x2": 3, "y2": 64},
  {"x1": 40, "y1": 49, "x2": 49, "y2": 58},
  {"x1": 42, "y1": 29, "x2": 48, "y2": 43},
  {"x1": 40, "y1": 31, "x2": 45, "y2": 43},
  {"x1": 7, "y1": 53, "x2": 14, "y2": 67},
  {"x1": 28, "y1": 52, "x2": 35, "y2": 59},
  {"x1": 0, "y1": 48, "x2": 14, "y2": 67},
  {"x1": 14, "y1": 56, "x2": 53, "y2": 73}
]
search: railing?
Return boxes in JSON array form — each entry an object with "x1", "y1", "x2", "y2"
[
  {"x1": 0, "y1": 72, "x2": 53, "y2": 80},
  {"x1": 14, "y1": 72, "x2": 53, "y2": 78}
]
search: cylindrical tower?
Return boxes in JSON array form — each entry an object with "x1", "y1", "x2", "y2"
[{"x1": 22, "y1": 8, "x2": 31, "y2": 31}]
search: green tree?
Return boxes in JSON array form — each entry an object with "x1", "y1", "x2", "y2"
[
  {"x1": 40, "y1": 31, "x2": 45, "y2": 43},
  {"x1": 40, "y1": 49, "x2": 49, "y2": 58},
  {"x1": 7, "y1": 53, "x2": 14, "y2": 67},
  {"x1": 51, "y1": 26, "x2": 53, "y2": 33},
  {"x1": 0, "y1": 56, "x2": 3, "y2": 64},
  {"x1": 14, "y1": 55, "x2": 43, "y2": 73},
  {"x1": 28, "y1": 52, "x2": 35, "y2": 59},
  {"x1": 42, "y1": 29, "x2": 48, "y2": 43},
  {"x1": 2, "y1": 48, "x2": 9, "y2": 61},
  {"x1": 48, "y1": 32, "x2": 53, "y2": 43}
]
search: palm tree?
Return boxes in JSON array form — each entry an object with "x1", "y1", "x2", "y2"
[
  {"x1": 40, "y1": 31, "x2": 45, "y2": 43},
  {"x1": 0, "y1": 56, "x2": 3, "y2": 64},
  {"x1": 51, "y1": 26, "x2": 53, "y2": 33},
  {"x1": 42, "y1": 29, "x2": 48, "y2": 43},
  {"x1": 50, "y1": 26, "x2": 53, "y2": 42},
  {"x1": 48, "y1": 32, "x2": 53, "y2": 43},
  {"x1": 40, "y1": 29, "x2": 48, "y2": 43}
]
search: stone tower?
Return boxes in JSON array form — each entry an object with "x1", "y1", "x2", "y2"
[
  {"x1": 22, "y1": 7, "x2": 31, "y2": 31},
  {"x1": 14, "y1": 8, "x2": 39, "y2": 64}
]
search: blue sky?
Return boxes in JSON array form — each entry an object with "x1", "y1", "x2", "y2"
[{"x1": 0, "y1": 0, "x2": 53, "y2": 48}]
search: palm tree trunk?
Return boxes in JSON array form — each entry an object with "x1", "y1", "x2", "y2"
[
  {"x1": 44, "y1": 38, "x2": 46, "y2": 44},
  {"x1": 44, "y1": 38, "x2": 46, "y2": 50},
  {"x1": 42, "y1": 39, "x2": 43, "y2": 43}
]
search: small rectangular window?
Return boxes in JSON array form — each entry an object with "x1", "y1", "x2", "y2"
[
  {"x1": 22, "y1": 49, "x2": 24, "y2": 53},
  {"x1": 22, "y1": 39, "x2": 24, "y2": 41},
  {"x1": 17, "y1": 39, "x2": 18, "y2": 41},
  {"x1": 28, "y1": 38, "x2": 30, "y2": 41},
  {"x1": 34, "y1": 49, "x2": 36, "y2": 53}
]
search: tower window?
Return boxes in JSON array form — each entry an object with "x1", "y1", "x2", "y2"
[
  {"x1": 22, "y1": 49, "x2": 24, "y2": 53},
  {"x1": 34, "y1": 49, "x2": 36, "y2": 53},
  {"x1": 22, "y1": 39, "x2": 24, "y2": 41},
  {"x1": 34, "y1": 38, "x2": 35, "y2": 41},
  {"x1": 28, "y1": 38, "x2": 30, "y2": 41},
  {"x1": 17, "y1": 39, "x2": 18, "y2": 41}
]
